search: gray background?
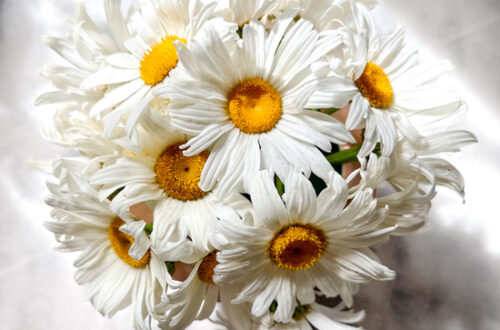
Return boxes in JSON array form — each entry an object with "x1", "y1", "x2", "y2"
[{"x1": 0, "y1": 0, "x2": 499, "y2": 329}]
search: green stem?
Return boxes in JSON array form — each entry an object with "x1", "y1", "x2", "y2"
[
  {"x1": 323, "y1": 108, "x2": 339, "y2": 115},
  {"x1": 326, "y1": 144, "x2": 361, "y2": 164},
  {"x1": 326, "y1": 143, "x2": 382, "y2": 165}
]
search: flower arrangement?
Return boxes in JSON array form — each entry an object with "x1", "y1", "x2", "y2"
[{"x1": 36, "y1": 0, "x2": 477, "y2": 329}]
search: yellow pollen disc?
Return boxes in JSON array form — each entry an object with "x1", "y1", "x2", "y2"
[
  {"x1": 355, "y1": 62, "x2": 393, "y2": 109},
  {"x1": 108, "y1": 218, "x2": 150, "y2": 268},
  {"x1": 227, "y1": 78, "x2": 282, "y2": 134},
  {"x1": 155, "y1": 142, "x2": 209, "y2": 201},
  {"x1": 197, "y1": 251, "x2": 218, "y2": 284},
  {"x1": 269, "y1": 224, "x2": 327, "y2": 271},
  {"x1": 139, "y1": 35, "x2": 187, "y2": 86}
]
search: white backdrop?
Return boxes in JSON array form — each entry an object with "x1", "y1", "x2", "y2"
[{"x1": 0, "y1": 0, "x2": 499, "y2": 329}]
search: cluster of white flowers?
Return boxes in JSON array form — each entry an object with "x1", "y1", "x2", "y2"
[{"x1": 37, "y1": 0, "x2": 476, "y2": 329}]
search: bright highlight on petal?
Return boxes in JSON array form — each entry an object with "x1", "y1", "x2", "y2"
[
  {"x1": 227, "y1": 78, "x2": 282, "y2": 134},
  {"x1": 155, "y1": 142, "x2": 209, "y2": 201},
  {"x1": 269, "y1": 224, "x2": 327, "y2": 271},
  {"x1": 355, "y1": 62, "x2": 393, "y2": 109},
  {"x1": 197, "y1": 251, "x2": 218, "y2": 284},
  {"x1": 108, "y1": 218, "x2": 151, "y2": 268},
  {"x1": 140, "y1": 36, "x2": 187, "y2": 86}
]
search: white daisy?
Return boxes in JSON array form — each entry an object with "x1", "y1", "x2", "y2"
[
  {"x1": 81, "y1": 0, "x2": 235, "y2": 141},
  {"x1": 44, "y1": 168, "x2": 167, "y2": 330},
  {"x1": 258, "y1": 302, "x2": 365, "y2": 330},
  {"x1": 215, "y1": 299, "x2": 364, "y2": 330},
  {"x1": 309, "y1": 2, "x2": 464, "y2": 158},
  {"x1": 154, "y1": 16, "x2": 353, "y2": 195},
  {"x1": 274, "y1": 0, "x2": 377, "y2": 32},
  {"x1": 347, "y1": 129, "x2": 477, "y2": 234},
  {"x1": 157, "y1": 190, "x2": 253, "y2": 329},
  {"x1": 44, "y1": 104, "x2": 130, "y2": 160},
  {"x1": 355, "y1": 153, "x2": 436, "y2": 234},
  {"x1": 35, "y1": 1, "x2": 125, "y2": 110},
  {"x1": 213, "y1": 169, "x2": 395, "y2": 323},
  {"x1": 157, "y1": 250, "x2": 238, "y2": 329},
  {"x1": 90, "y1": 109, "x2": 239, "y2": 255},
  {"x1": 222, "y1": 0, "x2": 278, "y2": 26},
  {"x1": 222, "y1": 0, "x2": 378, "y2": 31}
]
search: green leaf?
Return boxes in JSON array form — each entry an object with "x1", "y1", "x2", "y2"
[
  {"x1": 144, "y1": 223, "x2": 153, "y2": 235},
  {"x1": 268, "y1": 300, "x2": 278, "y2": 313},
  {"x1": 275, "y1": 176, "x2": 284, "y2": 197}
]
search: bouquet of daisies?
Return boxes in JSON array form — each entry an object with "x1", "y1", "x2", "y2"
[{"x1": 36, "y1": 0, "x2": 476, "y2": 329}]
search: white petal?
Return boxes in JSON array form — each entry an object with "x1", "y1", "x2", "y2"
[
  {"x1": 250, "y1": 170, "x2": 289, "y2": 229},
  {"x1": 307, "y1": 77, "x2": 358, "y2": 109},
  {"x1": 82, "y1": 66, "x2": 140, "y2": 89},
  {"x1": 345, "y1": 93, "x2": 369, "y2": 130},
  {"x1": 283, "y1": 170, "x2": 317, "y2": 221},
  {"x1": 182, "y1": 123, "x2": 233, "y2": 156},
  {"x1": 119, "y1": 220, "x2": 150, "y2": 260},
  {"x1": 90, "y1": 79, "x2": 145, "y2": 117},
  {"x1": 106, "y1": 52, "x2": 140, "y2": 68}
]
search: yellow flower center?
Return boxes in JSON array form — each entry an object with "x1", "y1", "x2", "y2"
[
  {"x1": 269, "y1": 224, "x2": 327, "y2": 271},
  {"x1": 197, "y1": 251, "x2": 218, "y2": 284},
  {"x1": 227, "y1": 78, "x2": 282, "y2": 134},
  {"x1": 108, "y1": 218, "x2": 150, "y2": 268},
  {"x1": 155, "y1": 142, "x2": 209, "y2": 201},
  {"x1": 355, "y1": 62, "x2": 393, "y2": 109},
  {"x1": 139, "y1": 35, "x2": 187, "y2": 86}
]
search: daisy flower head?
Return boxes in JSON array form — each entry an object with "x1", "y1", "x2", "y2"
[
  {"x1": 35, "y1": 1, "x2": 129, "y2": 110},
  {"x1": 90, "y1": 109, "x2": 240, "y2": 256},
  {"x1": 81, "y1": 0, "x2": 235, "y2": 141},
  {"x1": 157, "y1": 190, "x2": 254, "y2": 329},
  {"x1": 215, "y1": 299, "x2": 364, "y2": 330},
  {"x1": 213, "y1": 169, "x2": 395, "y2": 323},
  {"x1": 157, "y1": 249, "x2": 237, "y2": 329},
  {"x1": 352, "y1": 129, "x2": 476, "y2": 234},
  {"x1": 258, "y1": 301, "x2": 365, "y2": 330},
  {"x1": 273, "y1": 0, "x2": 378, "y2": 32},
  {"x1": 43, "y1": 102, "x2": 131, "y2": 163},
  {"x1": 311, "y1": 1, "x2": 464, "y2": 158},
  {"x1": 154, "y1": 15, "x2": 354, "y2": 195},
  {"x1": 223, "y1": 0, "x2": 279, "y2": 26},
  {"x1": 44, "y1": 168, "x2": 167, "y2": 330}
]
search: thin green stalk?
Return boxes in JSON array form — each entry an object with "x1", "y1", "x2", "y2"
[
  {"x1": 326, "y1": 144, "x2": 361, "y2": 164},
  {"x1": 323, "y1": 108, "x2": 339, "y2": 115}
]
